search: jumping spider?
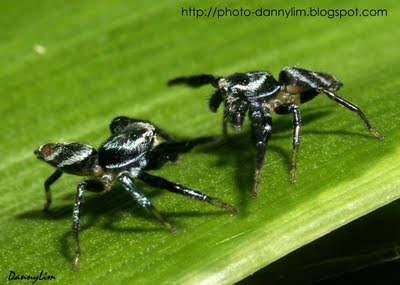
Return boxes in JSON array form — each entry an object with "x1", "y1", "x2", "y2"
[
  {"x1": 168, "y1": 67, "x2": 384, "y2": 197},
  {"x1": 34, "y1": 116, "x2": 237, "y2": 271}
]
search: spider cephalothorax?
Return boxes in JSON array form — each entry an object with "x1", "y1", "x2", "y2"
[
  {"x1": 168, "y1": 67, "x2": 383, "y2": 197},
  {"x1": 35, "y1": 116, "x2": 237, "y2": 271}
]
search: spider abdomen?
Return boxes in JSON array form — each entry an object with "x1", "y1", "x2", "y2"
[{"x1": 99, "y1": 125, "x2": 155, "y2": 170}]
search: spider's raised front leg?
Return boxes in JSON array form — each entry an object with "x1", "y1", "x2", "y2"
[
  {"x1": 138, "y1": 172, "x2": 238, "y2": 213},
  {"x1": 321, "y1": 89, "x2": 384, "y2": 140},
  {"x1": 249, "y1": 103, "x2": 272, "y2": 198},
  {"x1": 275, "y1": 104, "x2": 302, "y2": 183},
  {"x1": 168, "y1": 74, "x2": 228, "y2": 134},
  {"x1": 146, "y1": 137, "x2": 215, "y2": 170},
  {"x1": 168, "y1": 74, "x2": 220, "y2": 88},
  {"x1": 72, "y1": 180, "x2": 104, "y2": 271},
  {"x1": 117, "y1": 172, "x2": 176, "y2": 233}
]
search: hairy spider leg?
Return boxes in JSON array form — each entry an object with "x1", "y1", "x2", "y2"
[
  {"x1": 222, "y1": 115, "x2": 228, "y2": 136},
  {"x1": 168, "y1": 74, "x2": 219, "y2": 88},
  {"x1": 117, "y1": 172, "x2": 176, "y2": 233},
  {"x1": 72, "y1": 180, "x2": 104, "y2": 271},
  {"x1": 290, "y1": 105, "x2": 301, "y2": 183},
  {"x1": 290, "y1": 105, "x2": 302, "y2": 183},
  {"x1": 154, "y1": 127, "x2": 176, "y2": 143},
  {"x1": 322, "y1": 90, "x2": 384, "y2": 140},
  {"x1": 275, "y1": 104, "x2": 302, "y2": 183},
  {"x1": 146, "y1": 137, "x2": 216, "y2": 170},
  {"x1": 168, "y1": 74, "x2": 229, "y2": 134},
  {"x1": 43, "y1": 169, "x2": 63, "y2": 212},
  {"x1": 138, "y1": 172, "x2": 238, "y2": 213},
  {"x1": 153, "y1": 137, "x2": 215, "y2": 156},
  {"x1": 209, "y1": 90, "x2": 223, "y2": 112},
  {"x1": 249, "y1": 103, "x2": 272, "y2": 198}
]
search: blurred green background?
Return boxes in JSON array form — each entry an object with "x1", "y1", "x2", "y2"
[{"x1": 1, "y1": 0, "x2": 399, "y2": 284}]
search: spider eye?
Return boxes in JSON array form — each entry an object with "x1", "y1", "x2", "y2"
[{"x1": 35, "y1": 144, "x2": 54, "y2": 158}]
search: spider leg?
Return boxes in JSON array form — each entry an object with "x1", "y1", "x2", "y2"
[
  {"x1": 322, "y1": 90, "x2": 384, "y2": 139},
  {"x1": 72, "y1": 180, "x2": 104, "y2": 271},
  {"x1": 249, "y1": 104, "x2": 272, "y2": 197},
  {"x1": 221, "y1": 102, "x2": 229, "y2": 136},
  {"x1": 118, "y1": 172, "x2": 176, "y2": 233},
  {"x1": 43, "y1": 169, "x2": 63, "y2": 212},
  {"x1": 154, "y1": 127, "x2": 176, "y2": 143},
  {"x1": 209, "y1": 90, "x2": 224, "y2": 112},
  {"x1": 168, "y1": 74, "x2": 219, "y2": 88},
  {"x1": 146, "y1": 137, "x2": 215, "y2": 170},
  {"x1": 154, "y1": 137, "x2": 215, "y2": 155},
  {"x1": 169, "y1": 75, "x2": 226, "y2": 134},
  {"x1": 138, "y1": 172, "x2": 238, "y2": 213},
  {"x1": 290, "y1": 106, "x2": 301, "y2": 183},
  {"x1": 290, "y1": 106, "x2": 301, "y2": 182},
  {"x1": 222, "y1": 114, "x2": 228, "y2": 136},
  {"x1": 222, "y1": 118, "x2": 228, "y2": 137},
  {"x1": 275, "y1": 104, "x2": 302, "y2": 183}
]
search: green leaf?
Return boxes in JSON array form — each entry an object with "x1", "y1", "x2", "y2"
[{"x1": 1, "y1": 0, "x2": 399, "y2": 284}]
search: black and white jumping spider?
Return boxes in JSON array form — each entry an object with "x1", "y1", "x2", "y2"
[
  {"x1": 168, "y1": 67, "x2": 384, "y2": 197},
  {"x1": 34, "y1": 116, "x2": 237, "y2": 271}
]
